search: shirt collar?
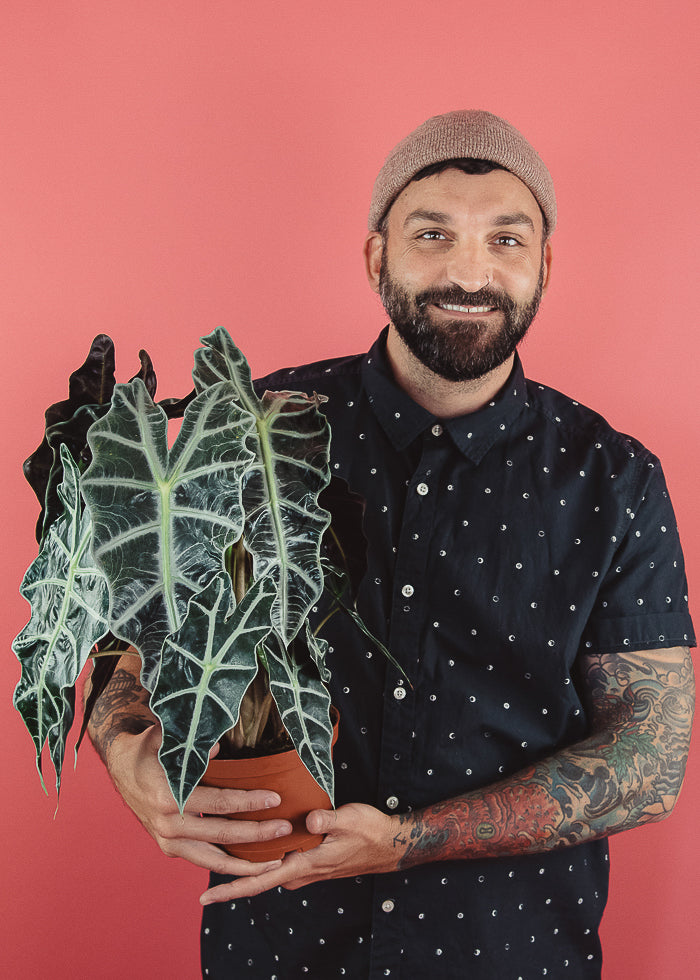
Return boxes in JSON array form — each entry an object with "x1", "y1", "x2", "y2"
[{"x1": 361, "y1": 326, "x2": 528, "y2": 464}]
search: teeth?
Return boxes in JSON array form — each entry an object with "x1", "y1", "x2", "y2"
[{"x1": 439, "y1": 304, "x2": 492, "y2": 313}]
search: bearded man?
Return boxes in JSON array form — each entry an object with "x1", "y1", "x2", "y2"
[{"x1": 90, "y1": 111, "x2": 695, "y2": 979}]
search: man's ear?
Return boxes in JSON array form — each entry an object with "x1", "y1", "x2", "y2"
[
  {"x1": 541, "y1": 238, "x2": 553, "y2": 295},
  {"x1": 363, "y1": 232, "x2": 384, "y2": 294}
]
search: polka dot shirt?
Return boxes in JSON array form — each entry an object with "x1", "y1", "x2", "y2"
[{"x1": 201, "y1": 329, "x2": 694, "y2": 979}]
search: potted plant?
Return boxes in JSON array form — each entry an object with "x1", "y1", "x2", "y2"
[{"x1": 12, "y1": 327, "x2": 400, "y2": 859}]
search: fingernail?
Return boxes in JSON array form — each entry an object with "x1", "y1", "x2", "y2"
[
  {"x1": 264, "y1": 794, "x2": 281, "y2": 808},
  {"x1": 274, "y1": 824, "x2": 292, "y2": 837}
]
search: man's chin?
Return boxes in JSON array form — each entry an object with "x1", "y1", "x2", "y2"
[{"x1": 401, "y1": 341, "x2": 514, "y2": 382}]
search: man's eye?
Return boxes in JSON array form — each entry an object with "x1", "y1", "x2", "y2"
[
  {"x1": 494, "y1": 236, "x2": 520, "y2": 247},
  {"x1": 418, "y1": 230, "x2": 447, "y2": 240}
]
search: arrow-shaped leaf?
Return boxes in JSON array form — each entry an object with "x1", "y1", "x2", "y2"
[
  {"x1": 81, "y1": 378, "x2": 256, "y2": 689},
  {"x1": 193, "y1": 329, "x2": 332, "y2": 645},
  {"x1": 12, "y1": 445, "x2": 110, "y2": 793},
  {"x1": 265, "y1": 627, "x2": 334, "y2": 803},
  {"x1": 244, "y1": 391, "x2": 331, "y2": 644},
  {"x1": 23, "y1": 336, "x2": 163, "y2": 545},
  {"x1": 151, "y1": 573, "x2": 277, "y2": 811},
  {"x1": 24, "y1": 335, "x2": 118, "y2": 543},
  {"x1": 192, "y1": 325, "x2": 260, "y2": 410}
]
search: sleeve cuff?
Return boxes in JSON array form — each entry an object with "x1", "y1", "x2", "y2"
[{"x1": 580, "y1": 612, "x2": 695, "y2": 654}]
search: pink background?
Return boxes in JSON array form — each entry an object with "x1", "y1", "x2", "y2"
[{"x1": 2, "y1": 3, "x2": 698, "y2": 977}]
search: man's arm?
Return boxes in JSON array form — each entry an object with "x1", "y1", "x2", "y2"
[
  {"x1": 396, "y1": 644, "x2": 694, "y2": 867},
  {"x1": 88, "y1": 654, "x2": 157, "y2": 759},
  {"x1": 87, "y1": 653, "x2": 294, "y2": 877},
  {"x1": 200, "y1": 644, "x2": 694, "y2": 903}
]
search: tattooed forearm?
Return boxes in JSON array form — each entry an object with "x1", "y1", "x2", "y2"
[
  {"x1": 87, "y1": 662, "x2": 155, "y2": 762},
  {"x1": 396, "y1": 645, "x2": 695, "y2": 870}
]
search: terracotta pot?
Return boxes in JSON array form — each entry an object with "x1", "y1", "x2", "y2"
[{"x1": 202, "y1": 707, "x2": 339, "y2": 861}]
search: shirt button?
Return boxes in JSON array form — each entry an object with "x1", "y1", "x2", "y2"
[
  {"x1": 416, "y1": 482, "x2": 429, "y2": 496},
  {"x1": 431, "y1": 424, "x2": 443, "y2": 437},
  {"x1": 401, "y1": 584, "x2": 414, "y2": 598},
  {"x1": 381, "y1": 899, "x2": 395, "y2": 913},
  {"x1": 386, "y1": 795, "x2": 399, "y2": 809},
  {"x1": 393, "y1": 686, "x2": 407, "y2": 701}
]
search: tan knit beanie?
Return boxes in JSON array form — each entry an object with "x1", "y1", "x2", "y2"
[{"x1": 368, "y1": 109, "x2": 556, "y2": 235}]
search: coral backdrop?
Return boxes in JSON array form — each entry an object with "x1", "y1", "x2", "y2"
[{"x1": 1, "y1": 3, "x2": 698, "y2": 978}]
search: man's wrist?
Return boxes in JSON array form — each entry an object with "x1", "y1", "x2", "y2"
[{"x1": 387, "y1": 811, "x2": 423, "y2": 870}]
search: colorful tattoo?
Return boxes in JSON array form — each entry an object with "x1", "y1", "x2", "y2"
[{"x1": 396, "y1": 646, "x2": 695, "y2": 869}]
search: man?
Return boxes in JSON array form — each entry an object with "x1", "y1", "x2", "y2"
[{"x1": 90, "y1": 111, "x2": 695, "y2": 979}]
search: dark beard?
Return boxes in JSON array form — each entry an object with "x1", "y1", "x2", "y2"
[{"x1": 379, "y1": 253, "x2": 544, "y2": 382}]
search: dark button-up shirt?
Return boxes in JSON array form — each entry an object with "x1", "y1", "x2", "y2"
[{"x1": 202, "y1": 329, "x2": 694, "y2": 979}]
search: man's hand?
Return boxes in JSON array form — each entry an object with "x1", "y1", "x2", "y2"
[
  {"x1": 105, "y1": 723, "x2": 294, "y2": 877},
  {"x1": 88, "y1": 658, "x2": 294, "y2": 878},
  {"x1": 200, "y1": 802, "x2": 400, "y2": 904}
]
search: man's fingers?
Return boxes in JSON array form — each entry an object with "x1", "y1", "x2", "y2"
[
  {"x1": 200, "y1": 856, "x2": 303, "y2": 904},
  {"x1": 166, "y1": 838, "x2": 284, "y2": 877},
  {"x1": 306, "y1": 808, "x2": 337, "y2": 835},
  {"x1": 157, "y1": 811, "x2": 293, "y2": 846},
  {"x1": 185, "y1": 785, "x2": 283, "y2": 816}
]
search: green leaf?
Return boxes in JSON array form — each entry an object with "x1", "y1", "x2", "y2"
[
  {"x1": 23, "y1": 337, "x2": 165, "y2": 545},
  {"x1": 192, "y1": 326, "x2": 261, "y2": 411},
  {"x1": 23, "y1": 335, "x2": 118, "y2": 543},
  {"x1": 242, "y1": 390, "x2": 331, "y2": 645},
  {"x1": 151, "y1": 573, "x2": 277, "y2": 811},
  {"x1": 193, "y1": 327, "x2": 332, "y2": 644},
  {"x1": 304, "y1": 619, "x2": 331, "y2": 684},
  {"x1": 81, "y1": 378, "x2": 256, "y2": 689},
  {"x1": 36, "y1": 404, "x2": 108, "y2": 540},
  {"x1": 12, "y1": 445, "x2": 110, "y2": 793},
  {"x1": 265, "y1": 629, "x2": 334, "y2": 803}
]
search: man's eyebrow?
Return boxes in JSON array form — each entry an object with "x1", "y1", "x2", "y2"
[
  {"x1": 403, "y1": 209, "x2": 452, "y2": 227},
  {"x1": 402, "y1": 209, "x2": 537, "y2": 232},
  {"x1": 492, "y1": 212, "x2": 536, "y2": 232}
]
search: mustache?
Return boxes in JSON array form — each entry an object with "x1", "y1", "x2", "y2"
[{"x1": 414, "y1": 285, "x2": 517, "y2": 314}]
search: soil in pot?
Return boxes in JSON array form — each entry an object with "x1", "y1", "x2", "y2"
[{"x1": 202, "y1": 707, "x2": 340, "y2": 861}]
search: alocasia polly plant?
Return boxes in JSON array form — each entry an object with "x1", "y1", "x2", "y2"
[
  {"x1": 13, "y1": 327, "x2": 400, "y2": 812},
  {"x1": 12, "y1": 446, "x2": 110, "y2": 793}
]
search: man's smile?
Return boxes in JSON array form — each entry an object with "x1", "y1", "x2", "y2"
[{"x1": 434, "y1": 302, "x2": 496, "y2": 315}]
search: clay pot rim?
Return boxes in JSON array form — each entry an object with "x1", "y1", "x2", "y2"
[{"x1": 205, "y1": 705, "x2": 339, "y2": 777}]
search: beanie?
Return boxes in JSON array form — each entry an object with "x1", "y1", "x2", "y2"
[{"x1": 368, "y1": 109, "x2": 556, "y2": 235}]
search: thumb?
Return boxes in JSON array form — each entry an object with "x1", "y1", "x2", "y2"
[
  {"x1": 306, "y1": 807, "x2": 337, "y2": 835},
  {"x1": 141, "y1": 721, "x2": 162, "y2": 747}
]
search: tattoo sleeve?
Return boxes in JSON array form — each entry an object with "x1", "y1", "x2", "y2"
[
  {"x1": 87, "y1": 655, "x2": 155, "y2": 763},
  {"x1": 396, "y1": 645, "x2": 695, "y2": 870}
]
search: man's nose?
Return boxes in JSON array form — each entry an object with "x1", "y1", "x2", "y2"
[{"x1": 445, "y1": 243, "x2": 492, "y2": 293}]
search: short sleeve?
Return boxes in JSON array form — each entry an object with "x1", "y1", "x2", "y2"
[{"x1": 580, "y1": 455, "x2": 695, "y2": 654}]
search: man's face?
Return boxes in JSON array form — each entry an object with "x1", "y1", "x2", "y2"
[{"x1": 370, "y1": 168, "x2": 551, "y2": 382}]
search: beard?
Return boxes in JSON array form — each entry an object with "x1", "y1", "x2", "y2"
[{"x1": 379, "y1": 252, "x2": 545, "y2": 382}]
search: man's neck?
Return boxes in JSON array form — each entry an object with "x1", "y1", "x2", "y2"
[{"x1": 385, "y1": 325, "x2": 515, "y2": 419}]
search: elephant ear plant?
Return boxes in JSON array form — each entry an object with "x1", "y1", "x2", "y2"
[{"x1": 13, "y1": 327, "x2": 399, "y2": 813}]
